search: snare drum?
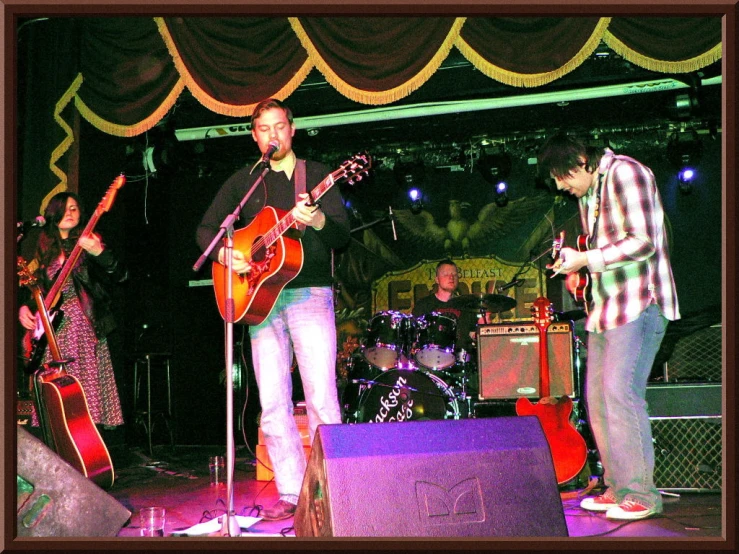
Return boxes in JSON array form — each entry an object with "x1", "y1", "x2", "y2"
[
  {"x1": 362, "y1": 311, "x2": 414, "y2": 369},
  {"x1": 414, "y1": 312, "x2": 457, "y2": 370},
  {"x1": 349, "y1": 369, "x2": 459, "y2": 424}
]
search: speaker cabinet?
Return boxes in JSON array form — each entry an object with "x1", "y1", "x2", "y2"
[
  {"x1": 294, "y1": 417, "x2": 567, "y2": 537},
  {"x1": 17, "y1": 426, "x2": 131, "y2": 537},
  {"x1": 646, "y1": 383, "x2": 722, "y2": 491},
  {"x1": 477, "y1": 322, "x2": 575, "y2": 400},
  {"x1": 651, "y1": 417, "x2": 722, "y2": 491}
]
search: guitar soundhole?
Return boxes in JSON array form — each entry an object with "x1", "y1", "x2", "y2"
[{"x1": 251, "y1": 238, "x2": 266, "y2": 262}]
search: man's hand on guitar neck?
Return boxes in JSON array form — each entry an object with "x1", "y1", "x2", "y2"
[
  {"x1": 549, "y1": 246, "x2": 588, "y2": 277},
  {"x1": 218, "y1": 247, "x2": 252, "y2": 275},
  {"x1": 292, "y1": 193, "x2": 326, "y2": 231}
]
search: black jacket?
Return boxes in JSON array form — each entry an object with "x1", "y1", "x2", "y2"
[{"x1": 22, "y1": 245, "x2": 128, "y2": 339}]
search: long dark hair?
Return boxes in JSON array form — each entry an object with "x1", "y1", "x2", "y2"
[{"x1": 35, "y1": 192, "x2": 86, "y2": 269}]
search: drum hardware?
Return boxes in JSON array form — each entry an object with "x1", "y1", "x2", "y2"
[{"x1": 447, "y1": 293, "x2": 516, "y2": 314}]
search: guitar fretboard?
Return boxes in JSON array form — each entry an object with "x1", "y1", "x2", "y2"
[{"x1": 259, "y1": 173, "x2": 337, "y2": 249}]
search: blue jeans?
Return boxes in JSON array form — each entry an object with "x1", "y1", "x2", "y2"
[
  {"x1": 249, "y1": 287, "x2": 340, "y2": 501},
  {"x1": 585, "y1": 304, "x2": 667, "y2": 511}
]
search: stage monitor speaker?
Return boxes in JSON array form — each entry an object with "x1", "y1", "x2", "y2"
[
  {"x1": 17, "y1": 426, "x2": 131, "y2": 537},
  {"x1": 294, "y1": 417, "x2": 567, "y2": 537},
  {"x1": 477, "y1": 322, "x2": 574, "y2": 400}
]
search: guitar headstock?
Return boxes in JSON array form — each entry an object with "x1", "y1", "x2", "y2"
[
  {"x1": 98, "y1": 174, "x2": 127, "y2": 213},
  {"x1": 17, "y1": 257, "x2": 38, "y2": 288},
  {"x1": 336, "y1": 152, "x2": 372, "y2": 186},
  {"x1": 531, "y1": 296, "x2": 554, "y2": 331}
]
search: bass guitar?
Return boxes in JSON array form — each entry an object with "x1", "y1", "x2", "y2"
[
  {"x1": 553, "y1": 230, "x2": 592, "y2": 313},
  {"x1": 21, "y1": 174, "x2": 126, "y2": 374},
  {"x1": 18, "y1": 258, "x2": 115, "y2": 490},
  {"x1": 515, "y1": 296, "x2": 587, "y2": 485},
  {"x1": 212, "y1": 153, "x2": 372, "y2": 326}
]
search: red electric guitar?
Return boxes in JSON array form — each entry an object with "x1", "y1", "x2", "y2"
[
  {"x1": 21, "y1": 174, "x2": 126, "y2": 374},
  {"x1": 212, "y1": 153, "x2": 371, "y2": 326},
  {"x1": 515, "y1": 296, "x2": 587, "y2": 485},
  {"x1": 18, "y1": 257, "x2": 115, "y2": 490},
  {"x1": 553, "y1": 231, "x2": 592, "y2": 313}
]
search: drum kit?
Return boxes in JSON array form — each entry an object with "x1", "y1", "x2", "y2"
[{"x1": 342, "y1": 293, "x2": 516, "y2": 424}]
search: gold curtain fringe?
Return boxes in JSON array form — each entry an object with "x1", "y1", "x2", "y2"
[
  {"x1": 74, "y1": 79, "x2": 185, "y2": 138},
  {"x1": 43, "y1": 73, "x2": 85, "y2": 213},
  {"x1": 290, "y1": 17, "x2": 465, "y2": 106},
  {"x1": 456, "y1": 17, "x2": 611, "y2": 88},
  {"x1": 604, "y1": 32, "x2": 722, "y2": 74},
  {"x1": 156, "y1": 17, "x2": 315, "y2": 117}
]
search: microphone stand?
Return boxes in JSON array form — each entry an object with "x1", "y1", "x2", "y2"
[
  {"x1": 349, "y1": 213, "x2": 390, "y2": 234},
  {"x1": 193, "y1": 162, "x2": 271, "y2": 537}
]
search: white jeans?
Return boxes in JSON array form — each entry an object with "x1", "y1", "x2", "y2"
[{"x1": 249, "y1": 287, "x2": 340, "y2": 500}]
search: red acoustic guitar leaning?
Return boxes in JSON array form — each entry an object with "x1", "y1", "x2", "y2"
[
  {"x1": 212, "y1": 153, "x2": 372, "y2": 326},
  {"x1": 18, "y1": 258, "x2": 115, "y2": 490},
  {"x1": 515, "y1": 296, "x2": 588, "y2": 485}
]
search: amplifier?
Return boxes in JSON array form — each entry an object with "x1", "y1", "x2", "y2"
[{"x1": 477, "y1": 322, "x2": 575, "y2": 400}]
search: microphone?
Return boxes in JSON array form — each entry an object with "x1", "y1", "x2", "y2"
[
  {"x1": 17, "y1": 216, "x2": 46, "y2": 230},
  {"x1": 497, "y1": 278, "x2": 524, "y2": 292},
  {"x1": 388, "y1": 206, "x2": 397, "y2": 241},
  {"x1": 260, "y1": 139, "x2": 280, "y2": 165}
]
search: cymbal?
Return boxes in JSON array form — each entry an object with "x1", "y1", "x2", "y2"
[{"x1": 448, "y1": 293, "x2": 516, "y2": 313}]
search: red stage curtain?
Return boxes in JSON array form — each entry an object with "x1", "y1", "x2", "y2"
[
  {"x1": 292, "y1": 17, "x2": 462, "y2": 104},
  {"x1": 23, "y1": 16, "x2": 722, "y2": 213},
  {"x1": 159, "y1": 17, "x2": 311, "y2": 116}
]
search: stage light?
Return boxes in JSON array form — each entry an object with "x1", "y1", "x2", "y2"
[
  {"x1": 667, "y1": 131, "x2": 702, "y2": 195},
  {"x1": 678, "y1": 168, "x2": 696, "y2": 182},
  {"x1": 677, "y1": 167, "x2": 697, "y2": 194},
  {"x1": 478, "y1": 150, "x2": 512, "y2": 185},
  {"x1": 409, "y1": 188, "x2": 424, "y2": 214},
  {"x1": 394, "y1": 158, "x2": 425, "y2": 187},
  {"x1": 494, "y1": 181, "x2": 509, "y2": 207}
]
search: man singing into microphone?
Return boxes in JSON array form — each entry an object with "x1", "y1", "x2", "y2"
[{"x1": 196, "y1": 98, "x2": 350, "y2": 521}]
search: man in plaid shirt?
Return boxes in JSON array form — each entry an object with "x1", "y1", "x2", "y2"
[{"x1": 539, "y1": 134, "x2": 680, "y2": 521}]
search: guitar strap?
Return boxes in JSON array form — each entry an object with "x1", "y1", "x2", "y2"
[
  {"x1": 294, "y1": 159, "x2": 307, "y2": 233},
  {"x1": 587, "y1": 171, "x2": 605, "y2": 248}
]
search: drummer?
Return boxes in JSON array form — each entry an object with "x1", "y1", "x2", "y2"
[{"x1": 412, "y1": 259, "x2": 477, "y2": 350}]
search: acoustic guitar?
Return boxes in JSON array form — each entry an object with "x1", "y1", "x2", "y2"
[
  {"x1": 553, "y1": 230, "x2": 592, "y2": 313},
  {"x1": 21, "y1": 174, "x2": 126, "y2": 374},
  {"x1": 212, "y1": 153, "x2": 371, "y2": 326},
  {"x1": 515, "y1": 296, "x2": 587, "y2": 485},
  {"x1": 18, "y1": 258, "x2": 115, "y2": 490}
]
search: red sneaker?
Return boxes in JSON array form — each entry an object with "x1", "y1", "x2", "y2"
[
  {"x1": 606, "y1": 500, "x2": 658, "y2": 520},
  {"x1": 580, "y1": 494, "x2": 619, "y2": 512}
]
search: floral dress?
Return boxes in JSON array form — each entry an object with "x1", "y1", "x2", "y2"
[{"x1": 33, "y1": 257, "x2": 124, "y2": 427}]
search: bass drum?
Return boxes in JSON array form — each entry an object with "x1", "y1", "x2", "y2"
[{"x1": 351, "y1": 369, "x2": 459, "y2": 424}]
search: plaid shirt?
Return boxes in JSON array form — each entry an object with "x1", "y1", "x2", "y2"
[{"x1": 581, "y1": 149, "x2": 680, "y2": 333}]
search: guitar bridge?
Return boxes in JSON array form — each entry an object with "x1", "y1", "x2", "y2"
[{"x1": 245, "y1": 245, "x2": 277, "y2": 296}]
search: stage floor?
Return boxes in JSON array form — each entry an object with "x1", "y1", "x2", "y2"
[{"x1": 100, "y1": 442, "x2": 725, "y2": 545}]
